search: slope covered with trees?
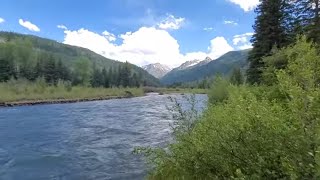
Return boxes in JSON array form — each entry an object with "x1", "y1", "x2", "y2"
[
  {"x1": 0, "y1": 32, "x2": 160, "y2": 87},
  {"x1": 161, "y1": 49, "x2": 250, "y2": 85}
]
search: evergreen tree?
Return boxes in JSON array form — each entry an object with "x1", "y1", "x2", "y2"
[
  {"x1": 102, "y1": 68, "x2": 110, "y2": 88},
  {"x1": 0, "y1": 58, "x2": 15, "y2": 82},
  {"x1": 56, "y1": 59, "x2": 65, "y2": 80},
  {"x1": 44, "y1": 55, "x2": 57, "y2": 84},
  {"x1": 91, "y1": 67, "x2": 103, "y2": 87},
  {"x1": 294, "y1": 0, "x2": 320, "y2": 43},
  {"x1": 121, "y1": 62, "x2": 131, "y2": 87},
  {"x1": 229, "y1": 67, "x2": 244, "y2": 85},
  {"x1": 108, "y1": 68, "x2": 115, "y2": 87},
  {"x1": 247, "y1": 0, "x2": 292, "y2": 84},
  {"x1": 132, "y1": 73, "x2": 140, "y2": 87}
]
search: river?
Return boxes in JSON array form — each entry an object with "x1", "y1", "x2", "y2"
[{"x1": 0, "y1": 94, "x2": 207, "y2": 180}]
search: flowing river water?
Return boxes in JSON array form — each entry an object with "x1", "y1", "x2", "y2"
[{"x1": 0, "y1": 94, "x2": 207, "y2": 180}]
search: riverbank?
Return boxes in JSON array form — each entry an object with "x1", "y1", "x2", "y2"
[
  {"x1": 0, "y1": 94, "x2": 138, "y2": 107},
  {"x1": 0, "y1": 81, "x2": 209, "y2": 107},
  {"x1": 0, "y1": 81, "x2": 144, "y2": 107}
]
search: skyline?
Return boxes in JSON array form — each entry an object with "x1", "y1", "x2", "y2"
[{"x1": 0, "y1": 0, "x2": 259, "y2": 67}]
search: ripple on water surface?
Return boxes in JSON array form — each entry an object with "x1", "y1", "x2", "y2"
[{"x1": 0, "y1": 94, "x2": 207, "y2": 180}]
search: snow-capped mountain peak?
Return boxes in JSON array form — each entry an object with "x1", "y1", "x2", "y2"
[{"x1": 142, "y1": 63, "x2": 172, "y2": 79}]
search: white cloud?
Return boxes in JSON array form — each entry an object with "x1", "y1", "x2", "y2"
[
  {"x1": 61, "y1": 27, "x2": 235, "y2": 67},
  {"x1": 203, "y1": 27, "x2": 214, "y2": 31},
  {"x1": 184, "y1": 52, "x2": 208, "y2": 61},
  {"x1": 233, "y1": 32, "x2": 254, "y2": 50},
  {"x1": 63, "y1": 27, "x2": 184, "y2": 67},
  {"x1": 63, "y1": 28, "x2": 117, "y2": 58},
  {"x1": 208, "y1": 37, "x2": 234, "y2": 59},
  {"x1": 19, "y1": 19, "x2": 40, "y2": 32},
  {"x1": 102, "y1": 31, "x2": 116, "y2": 42},
  {"x1": 228, "y1": 0, "x2": 260, "y2": 11},
  {"x1": 158, "y1": 14, "x2": 185, "y2": 30},
  {"x1": 0, "y1": 18, "x2": 5, "y2": 24},
  {"x1": 224, "y1": 20, "x2": 238, "y2": 25},
  {"x1": 57, "y1": 24, "x2": 67, "y2": 30}
]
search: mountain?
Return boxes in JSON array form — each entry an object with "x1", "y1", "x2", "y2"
[
  {"x1": 161, "y1": 50, "x2": 250, "y2": 85},
  {"x1": 0, "y1": 31, "x2": 160, "y2": 87},
  {"x1": 142, "y1": 63, "x2": 172, "y2": 78},
  {"x1": 176, "y1": 60, "x2": 201, "y2": 70}
]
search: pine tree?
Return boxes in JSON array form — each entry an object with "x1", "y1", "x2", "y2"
[
  {"x1": 122, "y1": 62, "x2": 131, "y2": 87},
  {"x1": 294, "y1": 0, "x2": 320, "y2": 43},
  {"x1": 230, "y1": 67, "x2": 244, "y2": 85},
  {"x1": 91, "y1": 67, "x2": 103, "y2": 87},
  {"x1": 44, "y1": 55, "x2": 57, "y2": 85},
  {"x1": 56, "y1": 59, "x2": 70, "y2": 81},
  {"x1": 0, "y1": 58, "x2": 15, "y2": 82},
  {"x1": 247, "y1": 0, "x2": 292, "y2": 84},
  {"x1": 102, "y1": 68, "x2": 110, "y2": 88}
]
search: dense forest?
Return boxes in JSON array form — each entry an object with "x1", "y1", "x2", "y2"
[
  {"x1": 138, "y1": 0, "x2": 320, "y2": 179},
  {"x1": 0, "y1": 32, "x2": 160, "y2": 88}
]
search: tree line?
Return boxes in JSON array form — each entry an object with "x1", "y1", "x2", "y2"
[
  {"x1": 247, "y1": 0, "x2": 320, "y2": 84},
  {"x1": 0, "y1": 40, "x2": 144, "y2": 88}
]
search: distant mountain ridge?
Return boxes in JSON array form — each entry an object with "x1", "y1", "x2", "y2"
[
  {"x1": 142, "y1": 63, "x2": 172, "y2": 78},
  {"x1": 161, "y1": 50, "x2": 250, "y2": 85}
]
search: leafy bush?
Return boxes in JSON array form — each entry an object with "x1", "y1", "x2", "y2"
[
  {"x1": 208, "y1": 76, "x2": 230, "y2": 105},
  {"x1": 139, "y1": 37, "x2": 320, "y2": 179}
]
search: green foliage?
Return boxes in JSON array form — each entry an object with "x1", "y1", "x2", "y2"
[
  {"x1": 293, "y1": 0, "x2": 320, "y2": 44},
  {"x1": 0, "y1": 58, "x2": 15, "y2": 82},
  {"x1": 0, "y1": 31, "x2": 160, "y2": 87},
  {"x1": 247, "y1": 0, "x2": 293, "y2": 84},
  {"x1": 229, "y1": 67, "x2": 244, "y2": 85},
  {"x1": 208, "y1": 76, "x2": 230, "y2": 105},
  {"x1": 0, "y1": 79, "x2": 144, "y2": 103},
  {"x1": 139, "y1": 37, "x2": 320, "y2": 179},
  {"x1": 73, "y1": 57, "x2": 92, "y2": 86}
]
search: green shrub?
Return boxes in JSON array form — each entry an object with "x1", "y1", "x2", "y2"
[
  {"x1": 139, "y1": 37, "x2": 320, "y2": 179},
  {"x1": 208, "y1": 76, "x2": 230, "y2": 105}
]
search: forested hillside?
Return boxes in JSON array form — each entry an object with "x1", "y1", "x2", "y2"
[
  {"x1": 161, "y1": 49, "x2": 249, "y2": 85},
  {"x1": 0, "y1": 32, "x2": 160, "y2": 87}
]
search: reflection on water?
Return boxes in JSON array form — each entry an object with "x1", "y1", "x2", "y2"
[{"x1": 0, "y1": 94, "x2": 207, "y2": 180}]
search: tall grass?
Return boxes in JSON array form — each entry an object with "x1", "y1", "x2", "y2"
[{"x1": 0, "y1": 79, "x2": 144, "y2": 103}]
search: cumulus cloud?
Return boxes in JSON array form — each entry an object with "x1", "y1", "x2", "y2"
[
  {"x1": 19, "y1": 19, "x2": 40, "y2": 32},
  {"x1": 228, "y1": 0, "x2": 260, "y2": 11},
  {"x1": 61, "y1": 27, "x2": 235, "y2": 67},
  {"x1": 233, "y1": 32, "x2": 254, "y2": 50},
  {"x1": 208, "y1": 37, "x2": 234, "y2": 59},
  {"x1": 203, "y1": 27, "x2": 214, "y2": 31},
  {"x1": 184, "y1": 52, "x2": 208, "y2": 61},
  {"x1": 57, "y1": 24, "x2": 67, "y2": 30},
  {"x1": 224, "y1": 20, "x2": 238, "y2": 25},
  {"x1": 158, "y1": 14, "x2": 185, "y2": 30},
  {"x1": 63, "y1": 27, "x2": 184, "y2": 67},
  {"x1": 63, "y1": 28, "x2": 117, "y2": 58},
  {"x1": 102, "y1": 31, "x2": 116, "y2": 42},
  {"x1": 0, "y1": 18, "x2": 5, "y2": 24}
]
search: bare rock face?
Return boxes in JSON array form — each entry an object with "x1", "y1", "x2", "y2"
[{"x1": 142, "y1": 63, "x2": 172, "y2": 79}]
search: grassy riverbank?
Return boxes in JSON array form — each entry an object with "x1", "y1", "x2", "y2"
[{"x1": 0, "y1": 79, "x2": 144, "y2": 104}]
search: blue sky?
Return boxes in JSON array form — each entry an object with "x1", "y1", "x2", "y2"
[{"x1": 0, "y1": 0, "x2": 259, "y2": 67}]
